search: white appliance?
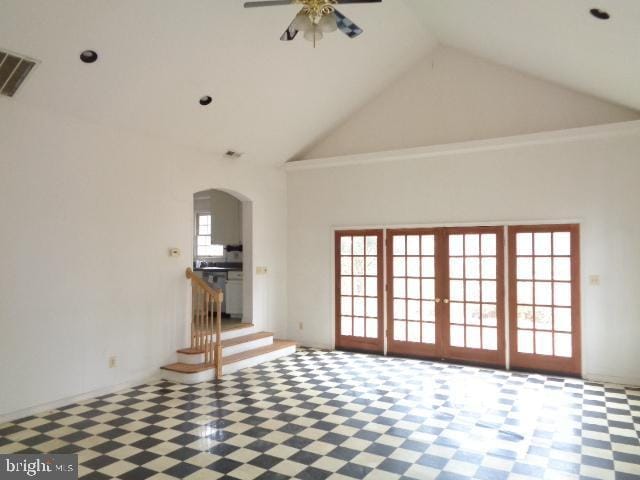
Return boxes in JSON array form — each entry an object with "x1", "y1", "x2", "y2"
[{"x1": 225, "y1": 271, "x2": 243, "y2": 318}]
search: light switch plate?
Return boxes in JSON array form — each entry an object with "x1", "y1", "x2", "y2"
[
  {"x1": 589, "y1": 275, "x2": 600, "y2": 286},
  {"x1": 256, "y1": 266, "x2": 268, "y2": 275},
  {"x1": 169, "y1": 248, "x2": 181, "y2": 257}
]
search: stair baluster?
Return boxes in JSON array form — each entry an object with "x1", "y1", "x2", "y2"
[{"x1": 186, "y1": 268, "x2": 224, "y2": 378}]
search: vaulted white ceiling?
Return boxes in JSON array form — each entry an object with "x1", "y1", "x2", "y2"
[
  {"x1": 0, "y1": 0, "x2": 433, "y2": 164},
  {"x1": 1, "y1": 0, "x2": 638, "y2": 165},
  {"x1": 405, "y1": 0, "x2": 640, "y2": 112}
]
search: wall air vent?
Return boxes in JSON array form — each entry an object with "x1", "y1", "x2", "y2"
[{"x1": 0, "y1": 49, "x2": 38, "y2": 98}]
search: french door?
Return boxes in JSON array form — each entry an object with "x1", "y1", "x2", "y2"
[
  {"x1": 386, "y1": 229, "x2": 440, "y2": 358},
  {"x1": 335, "y1": 230, "x2": 384, "y2": 353},
  {"x1": 335, "y1": 224, "x2": 580, "y2": 375},
  {"x1": 386, "y1": 227, "x2": 505, "y2": 367},
  {"x1": 508, "y1": 225, "x2": 581, "y2": 376},
  {"x1": 442, "y1": 227, "x2": 505, "y2": 365}
]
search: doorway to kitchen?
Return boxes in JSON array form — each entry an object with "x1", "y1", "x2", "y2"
[{"x1": 193, "y1": 188, "x2": 252, "y2": 330}]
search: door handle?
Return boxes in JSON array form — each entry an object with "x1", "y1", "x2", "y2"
[
  {"x1": 443, "y1": 299, "x2": 450, "y2": 304},
  {"x1": 435, "y1": 298, "x2": 441, "y2": 303}
]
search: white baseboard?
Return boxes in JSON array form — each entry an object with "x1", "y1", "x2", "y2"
[
  {"x1": 297, "y1": 342, "x2": 333, "y2": 351},
  {"x1": 0, "y1": 370, "x2": 162, "y2": 424},
  {"x1": 223, "y1": 344, "x2": 296, "y2": 375},
  {"x1": 583, "y1": 373, "x2": 640, "y2": 388},
  {"x1": 160, "y1": 368, "x2": 214, "y2": 385}
]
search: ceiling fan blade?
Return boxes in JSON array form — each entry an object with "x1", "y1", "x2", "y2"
[
  {"x1": 280, "y1": 10, "x2": 303, "y2": 41},
  {"x1": 336, "y1": 0, "x2": 382, "y2": 3},
  {"x1": 244, "y1": 0, "x2": 292, "y2": 8},
  {"x1": 334, "y1": 9, "x2": 364, "y2": 38}
]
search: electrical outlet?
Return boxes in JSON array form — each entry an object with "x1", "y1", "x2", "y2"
[
  {"x1": 256, "y1": 266, "x2": 268, "y2": 275},
  {"x1": 109, "y1": 356, "x2": 117, "y2": 368},
  {"x1": 299, "y1": 322, "x2": 303, "y2": 331},
  {"x1": 589, "y1": 275, "x2": 601, "y2": 286}
]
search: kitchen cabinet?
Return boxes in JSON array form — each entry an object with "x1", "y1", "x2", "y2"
[{"x1": 225, "y1": 276, "x2": 243, "y2": 318}]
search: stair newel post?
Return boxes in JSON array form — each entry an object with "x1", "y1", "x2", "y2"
[
  {"x1": 211, "y1": 292, "x2": 215, "y2": 364},
  {"x1": 190, "y1": 283, "x2": 196, "y2": 349},
  {"x1": 215, "y1": 290, "x2": 223, "y2": 379},
  {"x1": 203, "y1": 291, "x2": 207, "y2": 365},
  {"x1": 195, "y1": 287, "x2": 200, "y2": 352},
  {"x1": 209, "y1": 295, "x2": 214, "y2": 366},
  {"x1": 203, "y1": 291, "x2": 208, "y2": 364},
  {"x1": 201, "y1": 289, "x2": 206, "y2": 352},
  {"x1": 200, "y1": 288, "x2": 205, "y2": 353},
  {"x1": 194, "y1": 287, "x2": 198, "y2": 352},
  {"x1": 198, "y1": 288, "x2": 204, "y2": 349}
]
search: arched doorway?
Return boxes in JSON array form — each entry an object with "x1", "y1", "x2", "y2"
[{"x1": 192, "y1": 188, "x2": 253, "y2": 328}]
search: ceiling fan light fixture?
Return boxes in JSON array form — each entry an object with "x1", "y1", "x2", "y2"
[
  {"x1": 245, "y1": 0, "x2": 375, "y2": 45},
  {"x1": 318, "y1": 12, "x2": 338, "y2": 33},
  {"x1": 304, "y1": 29, "x2": 323, "y2": 43},
  {"x1": 293, "y1": 12, "x2": 314, "y2": 32}
]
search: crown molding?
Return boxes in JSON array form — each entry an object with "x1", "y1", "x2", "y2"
[{"x1": 285, "y1": 120, "x2": 640, "y2": 172}]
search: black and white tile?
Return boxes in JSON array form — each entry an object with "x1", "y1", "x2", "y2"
[{"x1": 1, "y1": 349, "x2": 639, "y2": 479}]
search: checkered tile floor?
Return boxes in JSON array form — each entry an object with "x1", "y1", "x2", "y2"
[{"x1": 1, "y1": 349, "x2": 640, "y2": 479}]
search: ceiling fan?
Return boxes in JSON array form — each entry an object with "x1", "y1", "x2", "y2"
[{"x1": 243, "y1": 0, "x2": 382, "y2": 46}]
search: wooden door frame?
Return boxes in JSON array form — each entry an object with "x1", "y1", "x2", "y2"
[
  {"x1": 508, "y1": 224, "x2": 581, "y2": 376},
  {"x1": 385, "y1": 228, "x2": 444, "y2": 358},
  {"x1": 334, "y1": 229, "x2": 385, "y2": 354},
  {"x1": 440, "y1": 226, "x2": 506, "y2": 368}
]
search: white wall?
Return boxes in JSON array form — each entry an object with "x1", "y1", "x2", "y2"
[
  {"x1": 287, "y1": 126, "x2": 640, "y2": 386},
  {"x1": 300, "y1": 46, "x2": 639, "y2": 159},
  {"x1": 194, "y1": 190, "x2": 243, "y2": 248},
  {"x1": 0, "y1": 100, "x2": 287, "y2": 419},
  {"x1": 210, "y1": 190, "x2": 242, "y2": 246}
]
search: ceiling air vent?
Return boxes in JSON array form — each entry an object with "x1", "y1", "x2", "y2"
[
  {"x1": 224, "y1": 150, "x2": 243, "y2": 160},
  {"x1": 0, "y1": 49, "x2": 38, "y2": 98}
]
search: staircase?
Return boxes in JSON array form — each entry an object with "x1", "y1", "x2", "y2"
[{"x1": 160, "y1": 269, "x2": 296, "y2": 384}]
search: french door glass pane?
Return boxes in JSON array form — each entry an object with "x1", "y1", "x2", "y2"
[
  {"x1": 366, "y1": 318, "x2": 378, "y2": 338},
  {"x1": 514, "y1": 229, "x2": 575, "y2": 356},
  {"x1": 341, "y1": 316, "x2": 352, "y2": 336},
  {"x1": 341, "y1": 237, "x2": 351, "y2": 255},
  {"x1": 448, "y1": 233, "x2": 499, "y2": 351},
  {"x1": 337, "y1": 233, "x2": 380, "y2": 342},
  {"x1": 391, "y1": 233, "x2": 436, "y2": 344},
  {"x1": 553, "y1": 232, "x2": 571, "y2": 255}
]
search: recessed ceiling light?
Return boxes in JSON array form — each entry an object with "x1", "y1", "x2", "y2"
[
  {"x1": 590, "y1": 8, "x2": 610, "y2": 20},
  {"x1": 199, "y1": 96, "x2": 213, "y2": 106},
  {"x1": 80, "y1": 50, "x2": 98, "y2": 63}
]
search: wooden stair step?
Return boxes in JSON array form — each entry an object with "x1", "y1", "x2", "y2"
[
  {"x1": 160, "y1": 362, "x2": 214, "y2": 373},
  {"x1": 194, "y1": 322, "x2": 254, "y2": 334},
  {"x1": 222, "y1": 331, "x2": 272, "y2": 348},
  {"x1": 163, "y1": 340, "x2": 296, "y2": 378},
  {"x1": 223, "y1": 322, "x2": 254, "y2": 332},
  {"x1": 223, "y1": 340, "x2": 296, "y2": 366},
  {"x1": 177, "y1": 332, "x2": 273, "y2": 355},
  {"x1": 176, "y1": 347, "x2": 203, "y2": 355}
]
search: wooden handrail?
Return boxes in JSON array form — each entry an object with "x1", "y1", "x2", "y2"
[
  {"x1": 185, "y1": 268, "x2": 224, "y2": 379},
  {"x1": 186, "y1": 268, "x2": 223, "y2": 302}
]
